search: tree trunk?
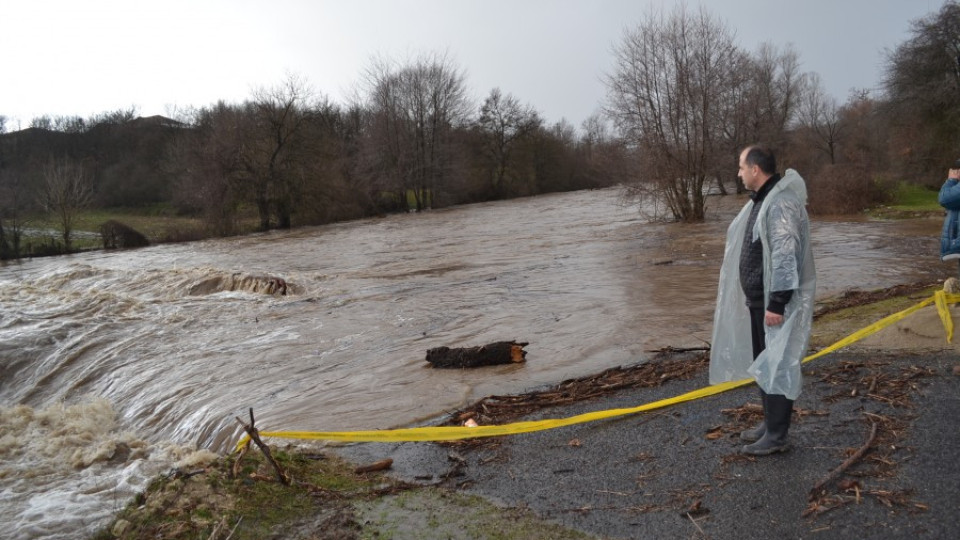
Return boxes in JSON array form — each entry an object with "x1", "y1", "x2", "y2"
[
  {"x1": 426, "y1": 341, "x2": 528, "y2": 368},
  {"x1": 715, "y1": 175, "x2": 728, "y2": 195}
]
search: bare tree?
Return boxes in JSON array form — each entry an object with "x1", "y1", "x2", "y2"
[
  {"x1": 248, "y1": 74, "x2": 322, "y2": 229},
  {"x1": 1, "y1": 122, "x2": 31, "y2": 258},
  {"x1": 580, "y1": 113, "x2": 629, "y2": 188},
  {"x1": 0, "y1": 169, "x2": 19, "y2": 259},
  {"x1": 363, "y1": 52, "x2": 471, "y2": 211},
  {"x1": 837, "y1": 90, "x2": 886, "y2": 169},
  {"x1": 605, "y1": 5, "x2": 740, "y2": 221},
  {"x1": 798, "y1": 73, "x2": 843, "y2": 164},
  {"x1": 171, "y1": 80, "x2": 349, "y2": 233},
  {"x1": 711, "y1": 48, "x2": 758, "y2": 194},
  {"x1": 167, "y1": 101, "x2": 248, "y2": 236},
  {"x1": 747, "y1": 43, "x2": 805, "y2": 146},
  {"x1": 30, "y1": 116, "x2": 53, "y2": 130},
  {"x1": 0, "y1": 176, "x2": 30, "y2": 259},
  {"x1": 477, "y1": 88, "x2": 540, "y2": 196},
  {"x1": 40, "y1": 156, "x2": 93, "y2": 251},
  {"x1": 0, "y1": 117, "x2": 5, "y2": 256},
  {"x1": 87, "y1": 107, "x2": 138, "y2": 127}
]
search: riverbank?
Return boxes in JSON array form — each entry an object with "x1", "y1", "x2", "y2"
[{"x1": 92, "y1": 281, "x2": 959, "y2": 539}]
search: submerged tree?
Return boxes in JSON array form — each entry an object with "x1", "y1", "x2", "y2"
[
  {"x1": 170, "y1": 76, "x2": 335, "y2": 233},
  {"x1": 167, "y1": 101, "x2": 249, "y2": 236},
  {"x1": 0, "y1": 169, "x2": 29, "y2": 259},
  {"x1": 248, "y1": 74, "x2": 322, "y2": 230},
  {"x1": 40, "y1": 156, "x2": 93, "y2": 251},
  {"x1": 362, "y1": 52, "x2": 471, "y2": 211},
  {"x1": 605, "y1": 5, "x2": 740, "y2": 222},
  {"x1": 477, "y1": 88, "x2": 540, "y2": 197}
]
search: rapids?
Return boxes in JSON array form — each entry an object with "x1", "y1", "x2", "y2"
[{"x1": 0, "y1": 187, "x2": 943, "y2": 538}]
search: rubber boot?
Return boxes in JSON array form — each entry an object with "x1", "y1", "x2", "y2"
[
  {"x1": 739, "y1": 389, "x2": 767, "y2": 443},
  {"x1": 742, "y1": 394, "x2": 793, "y2": 455}
]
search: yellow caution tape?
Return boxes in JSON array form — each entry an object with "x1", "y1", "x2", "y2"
[
  {"x1": 237, "y1": 378, "x2": 753, "y2": 448},
  {"x1": 237, "y1": 292, "x2": 960, "y2": 451},
  {"x1": 935, "y1": 290, "x2": 954, "y2": 343}
]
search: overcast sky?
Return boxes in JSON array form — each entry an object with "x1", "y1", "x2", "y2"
[{"x1": 0, "y1": 0, "x2": 943, "y2": 130}]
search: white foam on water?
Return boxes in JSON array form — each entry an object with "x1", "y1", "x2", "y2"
[{"x1": 0, "y1": 398, "x2": 216, "y2": 540}]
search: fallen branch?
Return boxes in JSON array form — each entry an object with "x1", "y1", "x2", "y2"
[
  {"x1": 686, "y1": 512, "x2": 706, "y2": 536},
  {"x1": 802, "y1": 496, "x2": 853, "y2": 518},
  {"x1": 224, "y1": 516, "x2": 243, "y2": 540},
  {"x1": 354, "y1": 458, "x2": 393, "y2": 474},
  {"x1": 206, "y1": 516, "x2": 228, "y2": 540},
  {"x1": 234, "y1": 408, "x2": 290, "y2": 485},
  {"x1": 648, "y1": 345, "x2": 710, "y2": 354},
  {"x1": 809, "y1": 420, "x2": 878, "y2": 499},
  {"x1": 231, "y1": 441, "x2": 249, "y2": 479}
]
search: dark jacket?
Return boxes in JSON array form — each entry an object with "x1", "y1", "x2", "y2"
[
  {"x1": 940, "y1": 178, "x2": 960, "y2": 260},
  {"x1": 739, "y1": 174, "x2": 792, "y2": 313}
]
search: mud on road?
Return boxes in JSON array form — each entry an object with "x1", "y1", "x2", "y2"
[{"x1": 340, "y1": 349, "x2": 958, "y2": 539}]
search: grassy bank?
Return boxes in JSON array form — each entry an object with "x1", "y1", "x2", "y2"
[
  {"x1": 810, "y1": 282, "x2": 942, "y2": 348},
  {"x1": 94, "y1": 446, "x2": 592, "y2": 539},
  {"x1": 868, "y1": 182, "x2": 942, "y2": 219},
  {"x1": 14, "y1": 205, "x2": 259, "y2": 255}
]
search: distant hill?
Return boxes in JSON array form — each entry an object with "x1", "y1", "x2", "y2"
[
  {"x1": 0, "y1": 116, "x2": 189, "y2": 207},
  {"x1": 127, "y1": 115, "x2": 189, "y2": 129}
]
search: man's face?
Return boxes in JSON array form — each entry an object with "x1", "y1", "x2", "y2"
[{"x1": 738, "y1": 150, "x2": 761, "y2": 191}]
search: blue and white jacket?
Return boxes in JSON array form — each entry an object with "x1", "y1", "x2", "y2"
[{"x1": 940, "y1": 178, "x2": 960, "y2": 260}]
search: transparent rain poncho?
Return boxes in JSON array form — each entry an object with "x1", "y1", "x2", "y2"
[{"x1": 709, "y1": 169, "x2": 816, "y2": 400}]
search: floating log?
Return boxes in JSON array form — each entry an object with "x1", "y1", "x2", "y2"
[{"x1": 426, "y1": 341, "x2": 528, "y2": 368}]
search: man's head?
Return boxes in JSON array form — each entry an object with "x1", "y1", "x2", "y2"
[{"x1": 738, "y1": 146, "x2": 776, "y2": 191}]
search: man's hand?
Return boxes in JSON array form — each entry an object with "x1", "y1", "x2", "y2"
[{"x1": 765, "y1": 310, "x2": 784, "y2": 326}]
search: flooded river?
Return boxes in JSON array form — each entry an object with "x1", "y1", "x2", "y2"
[{"x1": 0, "y1": 187, "x2": 943, "y2": 538}]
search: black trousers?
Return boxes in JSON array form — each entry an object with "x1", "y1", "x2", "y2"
[
  {"x1": 748, "y1": 306, "x2": 766, "y2": 360},
  {"x1": 748, "y1": 305, "x2": 793, "y2": 440}
]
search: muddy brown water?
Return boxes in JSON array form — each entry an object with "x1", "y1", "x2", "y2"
[{"x1": 0, "y1": 187, "x2": 944, "y2": 538}]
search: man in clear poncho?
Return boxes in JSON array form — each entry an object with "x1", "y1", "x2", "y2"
[{"x1": 710, "y1": 146, "x2": 816, "y2": 456}]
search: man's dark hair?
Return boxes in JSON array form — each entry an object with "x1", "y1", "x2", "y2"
[{"x1": 743, "y1": 145, "x2": 777, "y2": 175}]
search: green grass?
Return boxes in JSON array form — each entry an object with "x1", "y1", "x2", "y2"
[
  {"x1": 866, "y1": 181, "x2": 941, "y2": 220},
  {"x1": 886, "y1": 182, "x2": 940, "y2": 211},
  {"x1": 28, "y1": 207, "x2": 204, "y2": 242},
  {"x1": 93, "y1": 448, "x2": 595, "y2": 540},
  {"x1": 93, "y1": 449, "x2": 377, "y2": 540},
  {"x1": 12, "y1": 205, "x2": 262, "y2": 255},
  {"x1": 810, "y1": 285, "x2": 941, "y2": 348}
]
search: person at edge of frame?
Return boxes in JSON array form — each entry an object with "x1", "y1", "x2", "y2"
[
  {"x1": 939, "y1": 164, "x2": 960, "y2": 264},
  {"x1": 708, "y1": 145, "x2": 817, "y2": 456}
]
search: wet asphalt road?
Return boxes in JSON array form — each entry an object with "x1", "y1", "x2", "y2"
[{"x1": 336, "y1": 351, "x2": 959, "y2": 539}]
